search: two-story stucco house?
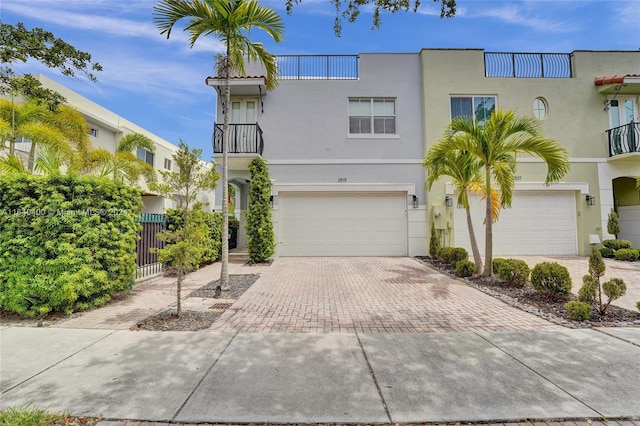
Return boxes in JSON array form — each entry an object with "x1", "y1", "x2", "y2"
[
  {"x1": 421, "y1": 49, "x2": 640, "y2": 256},
  {"x1": 207, "y1": 53, "x2": 428, "y2": 256},
  {"x1": 209, "y1": 49, "x2": 639, "y2": 258}
]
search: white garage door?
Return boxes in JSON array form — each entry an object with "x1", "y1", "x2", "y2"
[
  {"x1": 618, "y1": 205, "x2": 640, "y2": 248},
  {"x1": 454, "y1": 191, "x2": 577, "y2": 256},
  {"x1": 279, "y1": 192, "x2": 408, "y2": 256}
]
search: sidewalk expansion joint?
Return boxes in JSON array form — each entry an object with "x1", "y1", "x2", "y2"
[
  {"x1": 354, "y1": 330, "x2": 393, "y2": 423},
  {"x1": 2, "y1": 329, "x2": 118, "y2": 394},
  {"x1": 592, "y1": 328, "x2": 640, "y2": 349},
  {"x1": 472, "y1": 331, "x2": 604, "y2": 418},
  {"x1": 170, "y1": 330, "x2": 239, "y2": 422}
]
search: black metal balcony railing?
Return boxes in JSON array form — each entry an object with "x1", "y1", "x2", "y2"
[
  {"x1": 213, "y1": 124, "x2": 264, "y2": 155},
  {"x1": 276, "y1": 55, "x2": 359, "y2": 80},
  {"x1": 607, "y1": 122, "x2": 640, "y2": 157},
  {"x1": 484, "y1": 52, "x2": 572, "y2": 78}
]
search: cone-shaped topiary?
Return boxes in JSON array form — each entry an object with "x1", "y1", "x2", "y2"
[{"x1": 247, "y1": 157, "x2": 275, "y2": 262}]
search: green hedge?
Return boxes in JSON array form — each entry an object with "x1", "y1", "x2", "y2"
[
  {"x1": 165, "y1": 208, "x2": 222, "y2": 268},
  {"x1": 0, "y1": 174, "x2": 143, "y2": 317}
]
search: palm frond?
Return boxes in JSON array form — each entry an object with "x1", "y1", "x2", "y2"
[
  {"x1": 0, "y1": 153, "x2": 29, "y2": 174},
  {"x1": 34, "y1": 146, "x2": 66, "y2": 176},
  {"x1": 117, "y1": 133, "x2": 156, "y2": 153}
]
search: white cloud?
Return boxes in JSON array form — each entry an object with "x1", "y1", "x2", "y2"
[{"x1": 470, "y1": 2, "x2": 578, "y2": 34}]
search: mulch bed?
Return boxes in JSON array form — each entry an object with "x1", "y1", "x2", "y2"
[
  {"x1": 132, "y1": 274, "x2": 261, "y2": 331},
  {"x1": 416, "y1": 256, "x2": 640, "y2": 328}
]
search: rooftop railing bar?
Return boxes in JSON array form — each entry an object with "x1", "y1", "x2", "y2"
[
  {"x1": 276, "y1": 55, "x2": 359, "y2": 80},
  {"x1": 607, "y1": 122, "x2": 640, "y2": 157},
  {"x1": 485, "y1": 52, "x2": 572, "y2": 78}
]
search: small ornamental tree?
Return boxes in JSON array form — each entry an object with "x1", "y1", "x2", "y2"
[
  {"x1": 150, "y1": 141, "x2": 218, "y2": 317},
  {"x1": 429, "y1": 223, "x2": 441, "y2": 257},
  {"x1": 607, "y1": 210, "x2": 621, "y2": 239},
  {"x1": 578, "y1": 249, "x2": 627, "y2": 315},
  {"x1": 247, "y1": 157, "x2": 275, "y2": 263}
]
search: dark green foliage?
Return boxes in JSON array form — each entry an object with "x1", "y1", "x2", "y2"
[
  {"x1": 578, "y1": 275, "x2": 598, "y2": 304},
  {"x1": 602, "y1": 239, "x2": 632, "y2": 250},
  {"x1": 599, "y1": 247, "x2": 615, "y2": 258},
  {"x1": 497, "y1": 259, "x2": 530, "y2": 288},
  {"x1": 607, "y1": 210, "x2": 621, "y2": 237},
  {"x1": 0, "y1": 174, "x2": 142, "y2": 317},
  {"x1": 247, "y1": 158, "x2": 275, "y2": 262},
  {"x1": 531, "y1": 262, "x2": 572, "y2": 299},
  {"x1": 165, "y1": 208, "x2": 222, "y2": 269},
  {"x1": 565, "y1": 301, "x2": 592, "y2": 321},
  {"x1": 492, "y1": 258, "x2": 507, "y2": 274},
  {"x1": 455, "y1": 260, "x2": 476, "y2": 277},
  {"x1": 447, "y1": 247, "x2": 469, "y2": 266},
  {"x1": 436, "y1": 246, "x2": 451, "y2": 262},
  {"x1": 429, "y1": 224, "x2": 441, "y2": 257},
  {"x1": 614, "y1": 248, "x2": 638, "y2": 261},
  {"x1": 603, "y1": 278, "x2": 626, "y2": 301},
  {"x1": 578, "y1": 249, "x2": 626, "y2": 315},
  {"x1": 637, "y1": 300, "x2": 640, "y2": 311}
]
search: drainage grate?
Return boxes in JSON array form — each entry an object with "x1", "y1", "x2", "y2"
[{"x1": 210, "y1": 303, "x2": 232, "y2": 310}]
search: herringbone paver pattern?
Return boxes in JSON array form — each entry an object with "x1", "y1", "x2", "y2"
[{"x1": 210, "y1": 257, "x2": 561, "y2": 333}]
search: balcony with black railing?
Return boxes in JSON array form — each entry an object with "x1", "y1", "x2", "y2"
[
  {"x1": 213, "y1": 123, "x2": 264, "y2": 155},
  {"x1": 607, "y1": 122, "x2": 640, "y2": 158}
]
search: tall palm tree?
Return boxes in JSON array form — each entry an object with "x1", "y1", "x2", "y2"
[
  {"x1": 428, "y1": 109, "x2": 570, "y2": 276},
  {"x1": 154, "y1": 0, "x2": 284, "y2": 290},
  {"x1": 424, "y1": 150, "x2": 500, "y2": 275}
]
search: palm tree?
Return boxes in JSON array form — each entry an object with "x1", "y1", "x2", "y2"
[
  {"x1": 154, "y1": 0, "x2": 284, "y2": 290},
  {"x1": 424, "y1": 150, "x2": 501, "y2": 275},
  {"x1": 428, "y1": 109, "x2": 570, "y2": 276}
]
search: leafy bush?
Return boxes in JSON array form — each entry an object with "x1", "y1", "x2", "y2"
[
  {"x1": 492, "y1": 258, "x2": 507, "y2": 274},
  {"x1": 578, "y1": 249, "x2": 626, "y2": 315},
  {"x1": 599, "y1": 247, "x2": 615, "y2": 258},
  {"x1": 456, "y1": 260, "x2": 476, "y2": 277},
  {"x1": 448, "y1": 247, "x2": 469, "y2": 266},
  {"x1": 247, "y1": 158, "x2": 275, "y2": 262},
  {"x1": 0, "y1": 174, "x2": 143, "y2": 317},
  {"x1": 166, "y1": 208, "x2": 222, "y2": 268},
  {"x1": 565, "y1": 301, "x2": 592, "y2": 321},
  {"x1": 497, "y1": 259, "x2": 530, "y2": 288},
  {"x1": 531, "y1": 262, "x2": 572, "y2": 299},
  {"x1": 436, "y1": 247, "x2": 453, "y2": 263},
  {"x1": 602, "y1": 239, "x2": 632, "y2": 250},
  {"x1": 614, "y1": 248, "x2": 638, "y2": 262},
  {"x1": 607, "y1": 210, "x2": 621, "y2": 237},
  {"x1": 429, "y1": 224, "x2": 441, "y2": 257},
  {"x1": 603, "y1": 277, "x2": 626, "y2": 301}
]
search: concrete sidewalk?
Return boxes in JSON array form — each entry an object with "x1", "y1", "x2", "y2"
[{"x1": 1, "y1": 326, "x2": 639, "y2": 423}]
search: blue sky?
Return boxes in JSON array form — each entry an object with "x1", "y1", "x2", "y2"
[{"x1": 2, "y1": 0, "x2": 639, "y2": 158}]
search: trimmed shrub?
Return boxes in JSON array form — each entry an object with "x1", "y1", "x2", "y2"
[
  {"x1": 565, "y1": 301, "x2": 592, "y2": 321},
  {"x1": 531, "y1": 262, "x2": 572, "y2": 299},
  {"x1": 614, "y1": 248, "x2": 638, "y2": 262},
  {"x1": 602, "y1": 239, "x2": 632, "y2": 250},
  {"x1": 456, "y1": 260, "x2": 476, "y2": 277},
  {"x1": 492, "y1": 258, "x2": 508, "y2": 274},
  {"x1": 637, "y1": 301, "x2": 640, "y2": 311},
  {"x1": 603, "y1": 277, "x2": 627, "y2": 301},
  {"x1": 247, "y1": 158, "x2": 275, "y2": 262},
  {"x1": 599, "y1": 247, "x2": 615, "y2": 259},
  {"x1": 448, "y1": 247, "x2": 469, "y2": 266},
  {"x1": 497, "y1": 259, "x2": 530, "y2": 288},
  {"x1": 436, "y1": 247, "x2": 453, "y2": 263},
  {"x1": 578, "y1": 275, "x2": 598, "y2": 304},
  {"x1": 607, "y1": 210, "x2": 621, "y2": 237},
  {"x1": 0, "y1": 174, "x2": 143, "y2": 317},
  {"x1": 429, "y1": 224, "x2": 441, "y2": 257}
]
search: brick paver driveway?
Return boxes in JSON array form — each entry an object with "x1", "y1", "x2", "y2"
[{"x1": 211, "y1": 257, "x2": 560, "y2": 333}]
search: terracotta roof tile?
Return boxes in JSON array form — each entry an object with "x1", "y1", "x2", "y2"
[{"x1": 594, "y1": 74, "x2": 640, "y2": 86}]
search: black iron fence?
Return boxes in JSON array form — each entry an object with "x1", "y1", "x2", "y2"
[
  {"x1": 135, "y1": 213, "x2": 166, "y2": 278},
  {"x1": 607, "y1": 122, "x2": 640, "y2": 157},
  {"x1": 276, "y1": 54, "x2": 359, "y2": 80},
  {"x1": 484, "y1": 52, "x2": 572, "y2": 78},
  {"x1": 214, "y1": 124, "x2": 264, "y2": 155}
]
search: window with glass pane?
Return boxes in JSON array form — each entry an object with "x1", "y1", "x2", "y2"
[
  {"x1": 349, "y1": 98, "x2": 396, "y2": 134},
  {"x1": 137, "y1": 148, "x2": 154, "y2": 166},
  {"x1": 450, "y1": 96, "x2": 496, "y2": 126}
]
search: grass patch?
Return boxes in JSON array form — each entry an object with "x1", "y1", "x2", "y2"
[{"x1": 0, "y1": 406, "x2": 64, "y2": 426}]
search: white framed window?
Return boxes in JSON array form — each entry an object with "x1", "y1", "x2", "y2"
[
  {"x1": 136, "y1": 148, "x2": 154, "y2": 167},
  {"x1": 164, "y1": 158, "x2": 172, "y2": 170},
  {"x1": 533, "y1": 97, "x2": 548, "y2": 120},
  {"x1": 450, "y1": 96, "x2": 496, "y2": 126},
  {"x1": 349, "y1": 98, "x2": 397, "y2": 135},
  {"x1": 89, "y1": 128, "x2": 99, "y2": 137}
]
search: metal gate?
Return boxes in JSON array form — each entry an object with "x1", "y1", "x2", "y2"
[{"x1": 135, "y1": 213, "x2": 166, "y2": 278}]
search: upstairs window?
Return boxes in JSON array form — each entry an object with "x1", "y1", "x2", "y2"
[
  {"x1": 137, "y1": 148, "x2": 154, "y2": 167},
  {"x1": 349, "y1": 98, "x2": 396, "y2": 135},
  {"x1": 164, "y1": 158, "x2": 172, "y2": 170},
  {"x1": 450, "y1": 96, "x2": 496, "y2": 126},
  {"x1": 89, "y1": 128, "x2": 99, "y2": 137}
]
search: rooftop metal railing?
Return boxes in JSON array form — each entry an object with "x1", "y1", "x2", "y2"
[
  {"x1": 484, "y1": 52, "x2": 572, "y2": 78},
  {"x1": 276, "y1": 55, "x2": 359, "y2": 80}
]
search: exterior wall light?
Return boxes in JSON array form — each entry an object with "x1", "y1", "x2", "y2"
[
  {"x1": 412, "y1": 195, "x2": 419, "y2": 208},
  {"x1": 269, "y1": 195, "x2": 274, "y2": 207},
  {"x1": 445, "y1": 195, "x2": 453, "y2": 207},
  {"x1": 586, "y1": 195, "x2": 596, "y2": 206}
]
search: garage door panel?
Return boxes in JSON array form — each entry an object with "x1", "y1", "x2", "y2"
[
  {"x1": 455, "y1": 191, "x2": 577, "y2": 256},
  {"x1": 279, "y1": 193, "x2": 408, "y2": 256}
]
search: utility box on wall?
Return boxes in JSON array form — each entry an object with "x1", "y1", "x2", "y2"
[{"x1": 432, "y1": 206, "x2": 447, "y2": 230}]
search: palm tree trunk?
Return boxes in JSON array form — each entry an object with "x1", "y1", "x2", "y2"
[
  {"x1": 465, "y1": 207, "x2": 483, "y2": 275},
  {"x1": 218, "y1": 53, "x2": 231, "y2": 294},
  {"x1": 483, "y1": 166, "x2": 493, "y2": 276},
  {"x1": 10, "y1": 94, "x2": 16, "y2": 155},
  {"x1": 27, "y1": 141, "x2": 37, "y2": 172}
]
